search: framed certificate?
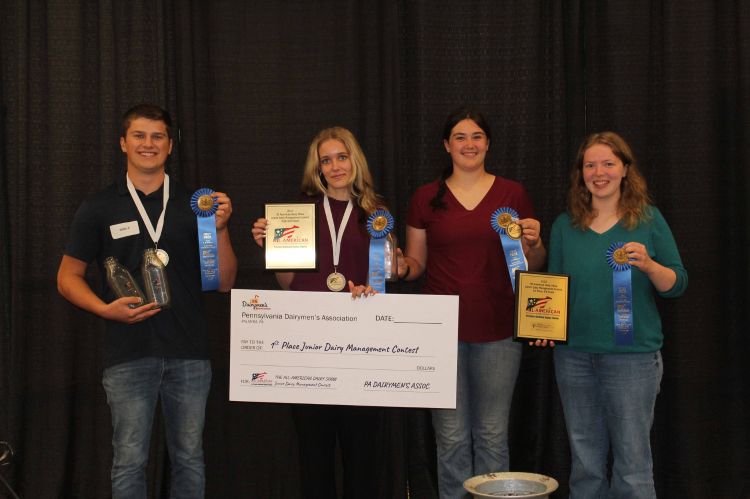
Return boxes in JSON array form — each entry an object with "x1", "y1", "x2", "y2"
[
  {"x1": 265, "y1": 203, "x2": 317, "y2": 270},
  {"x1": 513, "y1": 271, "x2": 569, "y2": 343}
]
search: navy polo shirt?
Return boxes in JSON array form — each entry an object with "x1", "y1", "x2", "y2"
[{"x1": 65, "y1": 172, "x2": 209, "y2": 368}]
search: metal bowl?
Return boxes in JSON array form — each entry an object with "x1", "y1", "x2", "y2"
[{"x1": 463, "y1": 472, "x2": 559, "y2": 498}]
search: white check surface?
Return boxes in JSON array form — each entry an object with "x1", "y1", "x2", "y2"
[{"x1": 230, "y1": 289, "x2": 458, "y2": 408}]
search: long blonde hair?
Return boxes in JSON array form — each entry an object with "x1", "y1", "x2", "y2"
[
  {"x1": 568, "y1": 131, "x2": 651, "y2": 229},
  {"x1": 300, "y1": 127, "x2": 384, "y2": 214}
]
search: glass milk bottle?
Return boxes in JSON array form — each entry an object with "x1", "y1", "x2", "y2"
[
  {"x1": 141, "y1": 248, "x2": 171, "y2": 308},
  {"x1": 384, "y1": 233, "x2": 398, "y2": 282},
  {"x1": 104, "y1": 256, "x2": 146, "y2": 308}
]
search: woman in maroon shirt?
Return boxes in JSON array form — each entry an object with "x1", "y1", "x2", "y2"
[
  {"x1": 252, "y1": 127, "x2": 385, "y2": 498},
  {"x1": 399, "y1": 108, "x2": 546, "y2": 498}
]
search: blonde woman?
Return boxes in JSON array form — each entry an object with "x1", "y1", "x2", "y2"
[{"x1": 252, "y1": 127, "x2": 387, "y2": 498}]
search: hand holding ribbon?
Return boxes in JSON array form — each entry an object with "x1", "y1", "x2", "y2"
[
  {"x1": 517, "y1": 217, "x2": 542, "y2": 250},
  {"x1": 618, "y1": 242, "x2": 652, "y2": 271},
  {"x1": 212, "y1": 191, "x2": 233, "y2": 231},
  {"x1": 621, "y1": 241, "x2": 677, "y2": 292}
]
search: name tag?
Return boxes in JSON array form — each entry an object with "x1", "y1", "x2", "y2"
[{"x1": 110, "y1": 221, "x2": 140, "y2": 239}]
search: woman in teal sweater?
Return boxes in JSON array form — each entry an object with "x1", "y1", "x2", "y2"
[{"x1": 548, "y1": 132, "x2": 687, "y2": 498}]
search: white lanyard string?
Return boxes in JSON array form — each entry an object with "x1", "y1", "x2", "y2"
[
  {"x1": 323, "y1": 196, "x2": 353, "y2": 269},
  {"x1": 126, "y1": 173, "x2": 169, "y2": 248}
]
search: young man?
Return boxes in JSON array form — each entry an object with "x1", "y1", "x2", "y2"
[{"x1": 57, "y1": 104, "x2": 237, "y2": 498}]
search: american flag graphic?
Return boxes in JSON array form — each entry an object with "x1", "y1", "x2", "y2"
[
  {"x1": 526, "y1": 296, "x2": 552, "y2": 310},
  {"x1": 273, "y1": 225, "x2": 300, "y2": 241},
  {"x1": 252, "y1": 372, "x2": 267, "y2": 381}
]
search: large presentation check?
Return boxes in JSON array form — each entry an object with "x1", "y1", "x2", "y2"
[{"x1": 230, "y1": 289, "x2": 458, "y2": 408}]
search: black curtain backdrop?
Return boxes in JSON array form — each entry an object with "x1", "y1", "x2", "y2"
[{"x1": 1, "y1": 1, "x2": 748, "y2": 497}]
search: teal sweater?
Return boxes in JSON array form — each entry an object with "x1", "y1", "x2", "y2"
[{"x1": 548, "y1": 207, "x2": 687, "y2": 353}]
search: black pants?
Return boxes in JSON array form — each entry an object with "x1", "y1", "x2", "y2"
[{"x1": 292, "y1": 404, "x2": 382, "y2": 499}]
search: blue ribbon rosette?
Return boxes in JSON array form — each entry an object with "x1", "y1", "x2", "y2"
[
  {"x1": 366, "y1": 210, "x2": 395, "y2": 293},
  {"x1": 190, "y1": 188, "x2": 220, "y2": 291},
  {"x1": 490, "y1": 207, "x2": 527, "y2": 292},
  {"x1": 606, "y1": 242, "x2": 634, "y2": 346}
]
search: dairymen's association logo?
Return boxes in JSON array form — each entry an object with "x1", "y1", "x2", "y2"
[
  {"x1": 273, "y1": 225, "x2": 300, "y2": 241},
  {"x1": 250, "y1": 371, "x2": 273, "y2": 386},
  {"x1": 242, "y1": 294, "x2": 270, "y2": 310},
  {"x1": 526, "y1": 296, "x2": 551, "y2": 310}
]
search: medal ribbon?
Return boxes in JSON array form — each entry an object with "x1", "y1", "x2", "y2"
[
  {"x1": 126, "y1": 173, "x2": 169, "y2": 250},
  {"x1": 190, "y1": 188, "x2": 220, "y2": 291},
  {"x1": 607, "y1": 242, "x2": 634, "y2": 346},
  {"x1": 366, "y1": 210, "x2": 395, "y2": 293},
  {"x1": 490, "y1": 207, "x2": 527, "y2": 292},
  {"x1": 323, "y1": 196, "x2": 353, "y2": 281}
]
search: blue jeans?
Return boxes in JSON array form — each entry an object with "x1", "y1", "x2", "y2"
[
  {"x1": 102, "y1": 357, "x2": 212, "y2": 499},
  {"x1": 554, "y1": 349, "x2": 663, "y2": 499},
  {"x1": 432, "y1": 338, "x2": 522, "y2": 499}
]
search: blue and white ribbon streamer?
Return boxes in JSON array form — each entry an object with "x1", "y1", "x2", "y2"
[
  {"x1": 490, "y1": 207, "x2": 526, "y2": 292},
  {"x1": 607, "y1": 241, "x2": 634, "y2": 346},
  {"x1": 190, "y1": 188, "x2": 220, "y2": 291},
  {"x1": 366, "y1": 210, "x2": 395, "y2": 293}
]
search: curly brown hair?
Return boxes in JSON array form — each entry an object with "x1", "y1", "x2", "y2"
[{"x1": 568, "y1": 131, "x2": 651, "y2": 230}]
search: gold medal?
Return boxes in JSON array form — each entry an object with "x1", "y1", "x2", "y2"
[
  {"x1": 613, "y1": 248, "x2": 629, "y2": 265},
  {"x1": 197, "y1": 194, "x2": 214, "y2": 211},
  {"x1": 496, "y1": 212, "x2": 513, "y2": 229},
  {"x1": 506, "y1": 222, "x2": 523, "y2": 240},
  {"x1": 326, "y1": 272, "x2": 346, "y2": 292},
  {"x1": 372, "y1": 215, "x2": 388, "y2": 232},
  {"x1": 156, "y1": 248, "x2": 170, "y2": 266}
]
